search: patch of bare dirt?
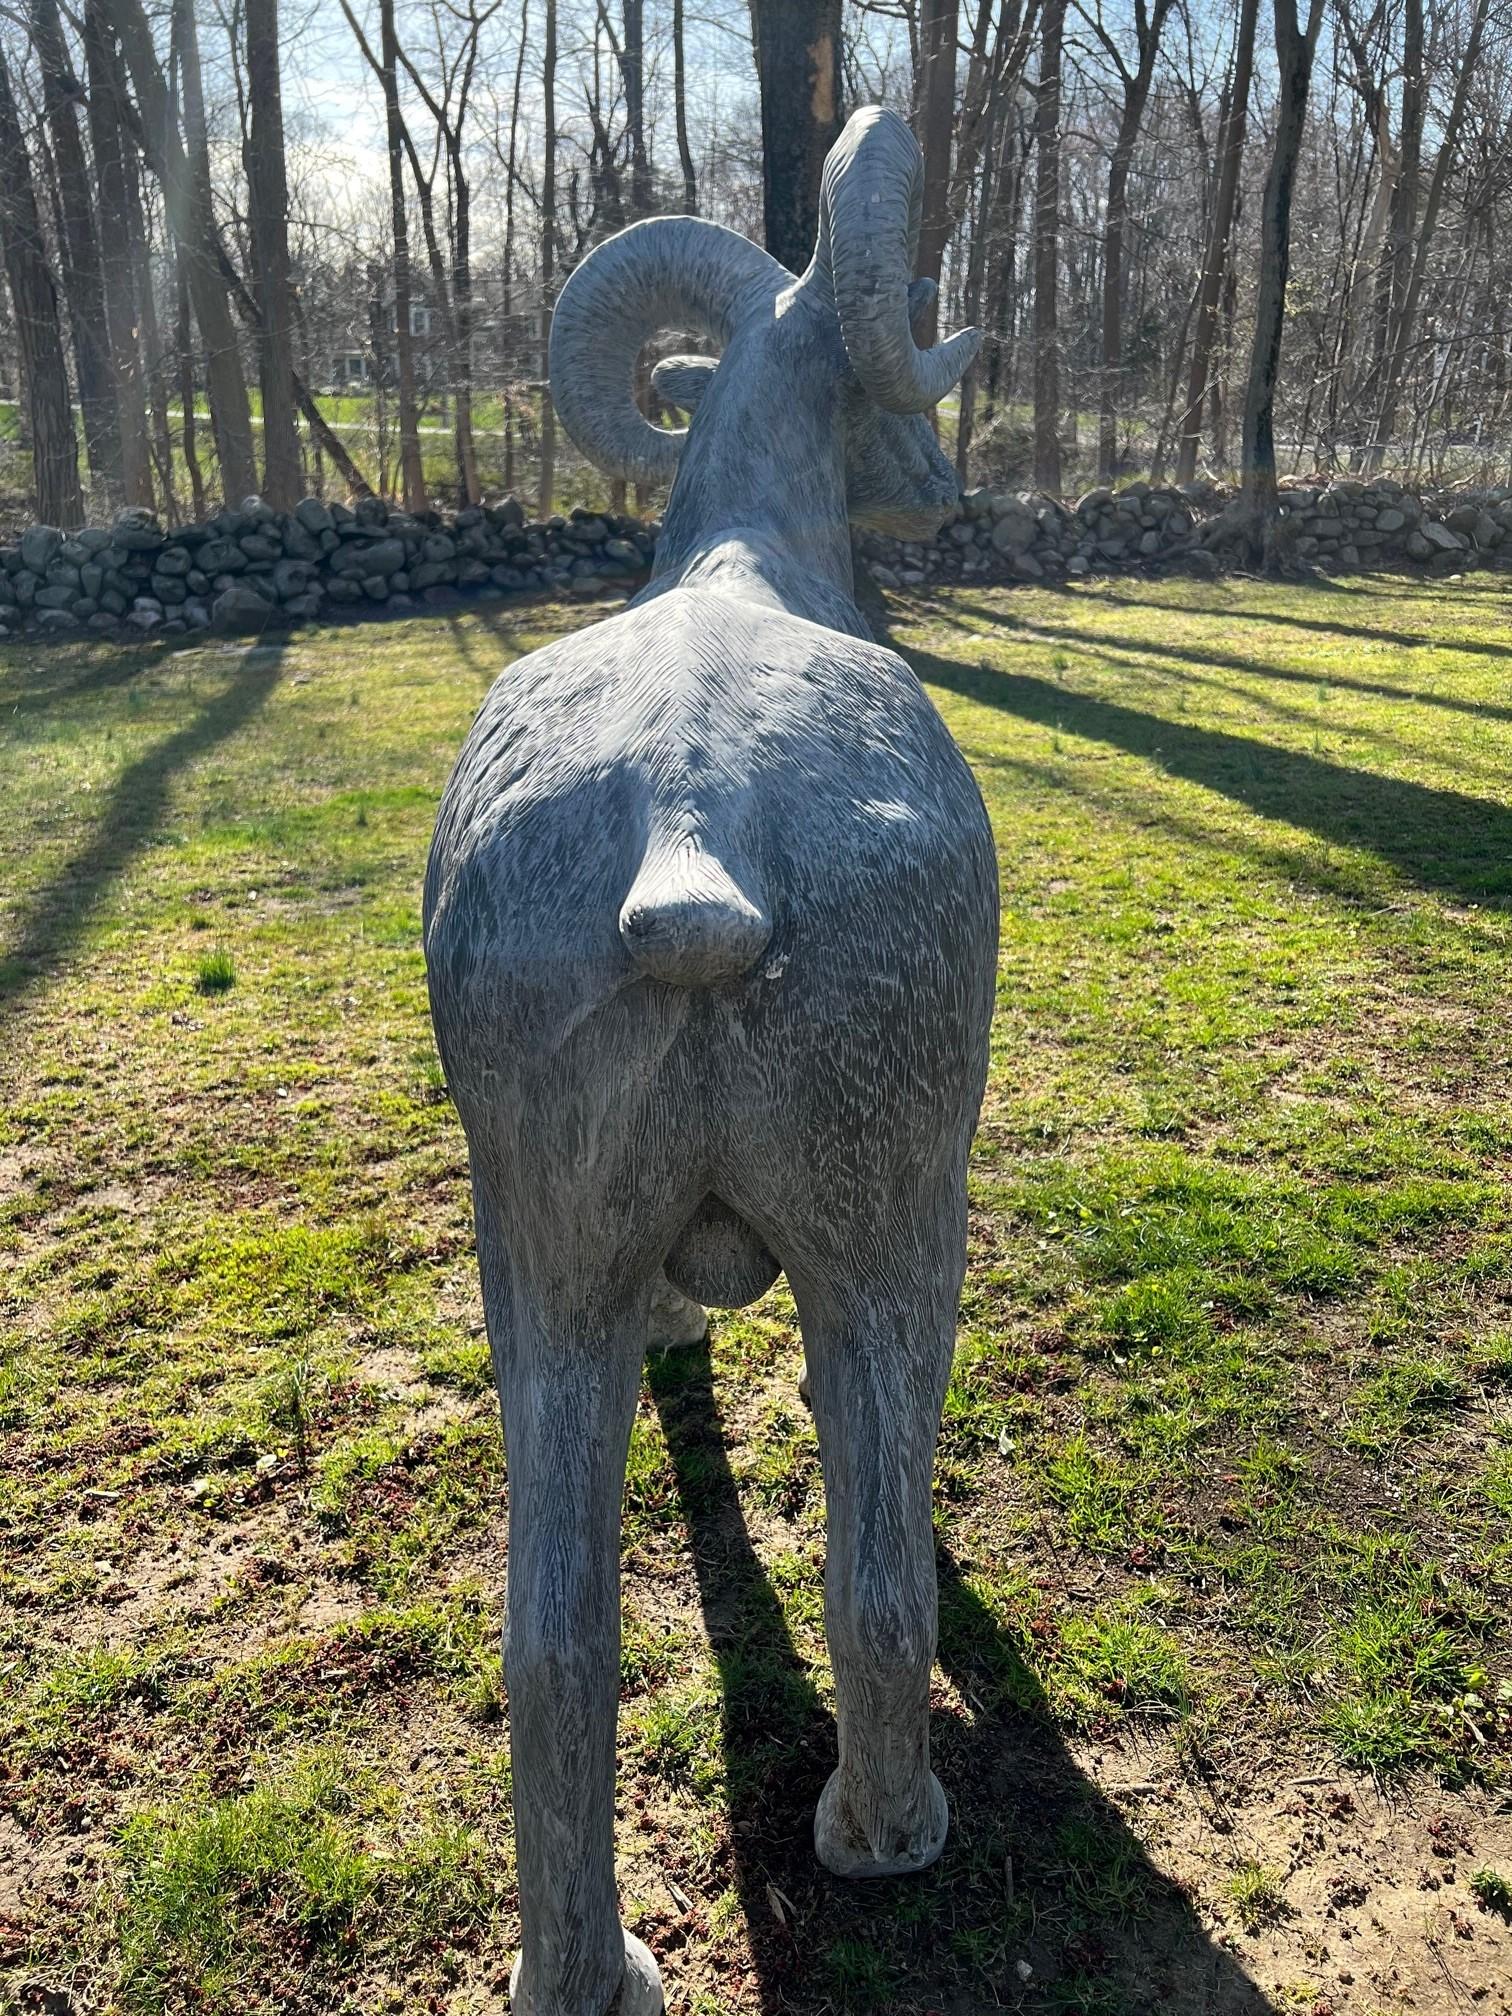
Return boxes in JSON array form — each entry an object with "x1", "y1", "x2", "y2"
[{"x1": 1089, "y1": 1739, "x2": 1512, "y2": 2013}]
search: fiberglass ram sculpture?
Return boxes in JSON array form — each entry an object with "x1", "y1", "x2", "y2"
[{"x1": 423, "y1": 104, "x2": 1000, "y2": 2016}]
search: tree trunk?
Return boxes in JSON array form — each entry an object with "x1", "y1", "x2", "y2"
[
  {"x1": 954, "y1": 79, "x2": 999, "y2": 482},
  {"x1": 30, "y1": 0, "x2": 121, "y2": 495},
  {"x1": 244, "y1": 0, "x2": 301, "y2": 506},
  {"x1": 1097, "y1": 0, "x2": 1174, "y2": 481},
  {"x1": 502, "y1": 1, "x2": 526, "y2": 493},
  {"x1": 1032, "y1": 0, "x2": 1066, "y2": 492},
  {"x1": 134, "y1": 148, "x2": 177, "y2": 517},
  {"x1": 1231, "y1": 0, "x2": 1326, "y2": 557},
  {"x1": 0, "y1": 39, "x2": 85, "y2": 527},
  {"x1": 107, "y1": 0, "x2": 257, "y2": 505},
  {"x1": 982, "y1": 116, "x2": 1026, "y2": 422},
  {"x1": 378, "y1": 0, "x2": 427, "y2": 509},
  {"x1": 750, "y1": 0, "x2": 842, "y2": 273},
  {"x1": 452, "y1": 144, "x2": 480, "y2": 505},
  {"x1": 621, "y1": 0, "x2": 653, "y2": 220},
  {"x1": 175, "y1": 0, "x2": 258, "y2": 502},
  {"x1": 673, "y1": 0, "x2": 697, "y2": 213},
  {"x1": 538, "y1": 0, "x2": 557, "y2": 516},
  {"x1": 176, "y1": 248, "x2": 206, "y2": 521},
  {"x1": 914, "y1": 0, "x2": 958, "y2": 352},
  {"x1": 1370, "y1": 0, "x2": 1488, "y2": 465},
  {"x1": 82, "y1": 0, "x2": 153, "y2": 506},
  {"x1": 1175, "y1": 0, "x2": 1258, "y2": 484}
]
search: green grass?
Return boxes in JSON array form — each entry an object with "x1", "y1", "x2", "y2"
[
  {"x1": 1223, "y1": 1860, "x2": 1289, "y2": 1934},
  {"x1": 3, "y1": 575, "x2": 1511, "y2": 2012},
  {"x1": 193, "y1": 945, "x2": 237, "y2": 994}
]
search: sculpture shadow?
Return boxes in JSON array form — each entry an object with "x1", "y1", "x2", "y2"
[
  {"x1": 897, "y1": 633, "x2": 1512, "y2": 912},
  {"x1": 647, "y1": 1338, "x2": 1275, "y2": 2014},
  {"x1": 0, "y1": 638, "x2": 287, "y2": 1020}
]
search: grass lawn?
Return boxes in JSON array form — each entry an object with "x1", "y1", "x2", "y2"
[{"x1": 2, "y1": 574, "x2": 1511, "y2": 2015}]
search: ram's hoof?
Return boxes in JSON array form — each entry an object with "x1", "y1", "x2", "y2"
[
  {"x1": 509, "y1": 1930, "x2": 665, "y2": 2014},
  {"x1": 647, "y1": 1271, "x2": 708, "y2": 1351},
  {"x1": 814, "y1": 1769, "x2": 948, "y2": 1879}
]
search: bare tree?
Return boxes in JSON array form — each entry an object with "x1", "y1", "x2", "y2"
[
  {"x1": 750, "y1": 0, "x2": 843, "y2": 271},
  {"x1": 0, "y1": 34, "x2": 84, "y2": 526},
  {"x1": 1032, "y1": 0, "x2": 1067, "y2": 490},
  {"x1": 1084, "y1": 0, "x2": 1177, "y2": 480},
  {"x1": 673, "y1": 0, "x2": 696, "y2": 213},
  {"x1": 1215, "y1": 0, "x2": 1326, "y2": 558},
  {"x1": 539, "y1": 0, "x2": 557, "y2": 515},
  {"x1": 1175, "y1": 0, "x2": 1258, "y2": 483},
  {"x1": 1368, "y1": 0, "x2": 1490, "y2": 464},
  {"x1": 29, "y1": 0, "x2": 121, "y2": 495},
  {"x1": 106, "y1": 0, "x2": 258, "y2": 504},
  {"x1": 375, "y1": 0, "x2": 427, "y2": 509},
  {"x1": 82, "y1": 0, "x2": 152, "y2": 505},
  {"x1": 914, "y1": 0, "x2": 958, "y2": 351},
  {"x1": 244, "y1": 0, "x2": 301, "y2": 506}
]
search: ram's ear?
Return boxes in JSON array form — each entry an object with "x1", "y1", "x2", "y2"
[{"x1": 650, "y1": 354, "x2": 719, "y2": 416}]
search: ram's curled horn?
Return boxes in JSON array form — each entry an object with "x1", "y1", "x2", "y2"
[
  {"x1": 549, "y1": 218, "x2": 790, "y2": 486},
  {"x1": 820, "y1": 105, "x2": 982, "y2": 414}
]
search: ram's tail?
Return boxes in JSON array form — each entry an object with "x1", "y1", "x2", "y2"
[{"x1": 619, "y1": 837, "x2": 771, "y2": 987}]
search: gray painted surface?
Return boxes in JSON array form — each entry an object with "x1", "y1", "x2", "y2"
[{"x1": 424, "y1": 106, "x2": 999, "y2": 2015}]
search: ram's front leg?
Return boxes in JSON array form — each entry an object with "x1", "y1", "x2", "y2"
[{"x1": 477, "y1": 1205, "x2": 663, "y2": 2016}]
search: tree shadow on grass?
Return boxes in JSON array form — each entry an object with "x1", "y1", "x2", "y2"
[
  {"x1": 899, "y1": 635, "x2": 1512, "y2": 911},
  {"x1": 647, "y1": 1338, "x2": 1274, "y2": 2014},
  {"x1": 942, "y1": 584, "x2": 1512, "y2": 728},
  {"x1": 1081, "y1": 577, "x2": 1512, "y2": 671},
  {"x1": 0, "y1": 638, "x2": 287, "y2": 1020}
]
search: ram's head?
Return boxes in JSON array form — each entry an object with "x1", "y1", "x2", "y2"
[{"x1": 549, "y1": 106, "x2": 981, "y2": 543}]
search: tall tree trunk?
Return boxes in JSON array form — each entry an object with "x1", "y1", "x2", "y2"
[
  {"x1": 378, "y1": 0, "x2": 427, "y2": 509},
  {"x1": 30, "y1": 0, "x2": 121, "y2": 495},
  {"x1": 501, "y1": 0, "x2": 527, "y2": 493},
  {"x1": 1233, "y1": 0, "x2": 1326, "y2": 553},
  {"x1": 914, "y1": 0, "x2": 958, "y2": 352},
  {"x1": 1175, "y1": 0, "x2": 1258, "y2": 484},
  {"x1": 0, "y1": 40, "x2": 85, "y2": 527},
  {"x1": 954, "y1": 86, "x2": 998, "y2": 484},
  {"x1": 1370, "y1": 0, "x2": 1488, "y2": 466},
  {"x1": 174, "y1": 0, "x2": 258, "y2": 502},
  {"x1": 673, "y1": 0, "x2": 697, "y2": 213},
  {"x1": 1032, "y1": 0, "x2": 1066, "y2": 492},
  {"x1": 982, "y1": 115, "x2": 1026, "y2": 422},
  {"x1": 83, "y1": 0, "x2": 153, "y2": 506},
  {"x1": 107, "y1": 0, "x2": 257, "y2": 504},
  {"x1": 134, "y1": 150, "x2": 177, "y2": 516},
  {"x1": 244, "y1": 0, "x2": 301, "y2": 506},
  {"x1": 750, "y1": 0, "x2": 842, "y2": 273},
  {"x1": 452, "y1": 146, "x2": 480, "y2": 505},
  {"x1": 621, "y1": 0, "x2": 652, "y2": 220},
  {"x1": 176, "y1": 248, "x2": 206, "y2": 520},
  {"x1": 1097, "y1": 0, "x2": 1174, "y2": 481},
  {"x1": 538, "y1": 0, "x2": 556, "y2": 516}
]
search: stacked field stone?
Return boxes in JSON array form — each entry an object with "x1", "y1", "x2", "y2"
[
  {"x1": 0, "y1": 494, "x2": 656, "y2": 640},
  {"x1": 2, "y1": 475, "x2": 1507, "y2": 641},
  {"x1": 857, "y1": 476, "x2": 1503, "y2": 589}
]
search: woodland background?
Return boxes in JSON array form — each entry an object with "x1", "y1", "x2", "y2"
[{"x1": 0, "y1": 0, "x2": 1506, "y2": 535}]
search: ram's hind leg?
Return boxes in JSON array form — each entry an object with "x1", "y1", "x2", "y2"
[
  {"x1": 472, "y1": 1185, "x2": 664, "y2": 2016},
  {"x1": 792, "y1": 1189, "x2": 964, "y2": 1880}
]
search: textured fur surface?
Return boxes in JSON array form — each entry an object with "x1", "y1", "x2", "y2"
[{"x1": 424, "y1": 105, "x2": 998, "y2": 2016}]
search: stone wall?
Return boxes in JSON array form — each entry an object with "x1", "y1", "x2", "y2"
[
  {"x1": 857, "y1": 476, "x2": 1506, "y2": 590},
  {"x1": 0, "y1": 496, "x2": 655, "y2": 641},
  {"x1": 2, "y1": 475, "x2": 1506, "y2": 643}
]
